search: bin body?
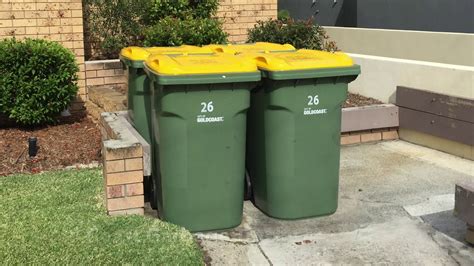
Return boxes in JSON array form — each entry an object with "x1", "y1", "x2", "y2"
[
  {"x1": 245, "y1": 50, "x2": 360, "y2": 219},
  {"x1": 120, "y1": 46, "x2": 212, "y2": 144},
  {"x1": 120, "y1": 46, "x2": 212, "y2": 205},
  {"x1": 145, "y1": 54, "x2": 260, "y2": 231}
]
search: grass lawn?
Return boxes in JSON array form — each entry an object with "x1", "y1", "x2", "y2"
[{"x1": 0, "y1": 168, "x2": 203, "y2": 264}]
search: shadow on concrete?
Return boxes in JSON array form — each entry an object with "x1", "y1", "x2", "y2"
[{"x1": 421, "y1": 210, "x2": 468, "y2": 243}]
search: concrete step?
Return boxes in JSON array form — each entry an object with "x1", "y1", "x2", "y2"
[
  {"x1": 84, "y1": 100, "x2": 104, "y2": 121},
  {"x1": 88, "y1": 85, "x2": 126, "y2": 113}
]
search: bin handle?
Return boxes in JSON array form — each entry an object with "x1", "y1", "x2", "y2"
[
  {"x1": 150, "y1": 58, "x2": 160, "y2": 67},
  {"x1": 254, "y1": 56, "x2": 270, "y2": 66}
]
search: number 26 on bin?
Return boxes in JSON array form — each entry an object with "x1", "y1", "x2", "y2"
[
  {"x1": 307, "y1": 95, "x2": 319, "y2": 106},
  {"x1": 200, "y1": 101, "x2": 214, "y2": 113}
]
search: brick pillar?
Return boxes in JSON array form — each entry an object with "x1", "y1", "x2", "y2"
[{"x1": 103, "y1": 144, "x2": 145, "y2": 215}]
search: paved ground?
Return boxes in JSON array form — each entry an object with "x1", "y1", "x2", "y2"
[{"x1": 196, "y1": 140, "x2": 474, "y2": 265}]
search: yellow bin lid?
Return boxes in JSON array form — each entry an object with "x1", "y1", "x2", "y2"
[
  {"x1": 243, "y1": 49, "x2": 354, "y2": 71},
  {"x1": 205, "y1": 42, "x2": 295, "y2": 54},
  {"x1": 145, "y1": 53, "x2": 258, "y2": 75},
  {"x1": 120, "y1": 45, "x2": 213, "y2": 61}
]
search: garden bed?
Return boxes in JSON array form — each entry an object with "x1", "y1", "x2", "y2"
[
  {"x1": 344, "y1": 93, "x2": 383, "y2": 108},
  {"x1": 0, "y1": 115, "x2": 101, "y2": 176}
]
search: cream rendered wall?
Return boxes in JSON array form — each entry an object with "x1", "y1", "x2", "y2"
[
  {"x1": 325, "y1": 27, "x2": 474, "y2": 67},
  {"x1": 348, "y1": 54, "x2": 474, "y2": 103}
]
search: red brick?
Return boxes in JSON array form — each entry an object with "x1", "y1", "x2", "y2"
[
  {"x1": 104, "y1": 76, "x2": 126, "y2": 84},
  {"x1": 382, "y1": 130, "x2": 399, "y2": 140},
  {"x1": 126, "y1": 183, "x2": 143, "y2": 196},
  {"x1": 107, "y1": 185, "x2": 124, "y2": 198},
  {"x1": 341, "y1": 134, "x2": 361, "y2": 145},
  {"x1": 96, "y1": 69, "x2": 116, "y2": 77},
  {"x1": 86, "y1": 77, "x2": 104, "y2": 86},
  {"x1": 125, "y1": 158, "x2": 142, "y2": 171},
  {"x1": 107, "y1": 195, "x2": 144, "y2": 211},
  {"x1": 106, "y1": 170, "x2": 143, "y2": 186},
  {"x1": 361, "y1": 132, "x2": 382, "y2": 143},
  {"x1": 106, "y1": 159, "x2": 124, "y2": 173}
]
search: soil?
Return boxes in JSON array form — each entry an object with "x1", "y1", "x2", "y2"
[
  {"x1": 0, "y1": 114, "x2": 102, "y2": 176},
  {"x1": 344, "y1": 93, "x2": 383, "y2": 108}
]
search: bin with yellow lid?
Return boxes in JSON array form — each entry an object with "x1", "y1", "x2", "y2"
[
  {"x1": 119, "y1": 45, "x2": 212, "y2": 207},
  {"x1": 120, "y1": 45, "x2": 212, "y2": 143},
  {"x1": 144, "y1": 53, "x2": 260, "y2": 232},
  {"x1": 205, "y1": 42, "x2": 295, "y2": 54},
  {"x1": 244, "y1": 49, "x2": 360, "y2": 219}
]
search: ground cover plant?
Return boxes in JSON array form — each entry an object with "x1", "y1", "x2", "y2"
[{"x1": 0, "y1": 168, "x2": 203, "y2": 264}]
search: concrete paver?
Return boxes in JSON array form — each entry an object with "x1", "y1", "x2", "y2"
[
  {"x1": 259, "y1": 217, "x2": 455, "y2": 265},
  {"x1": 197, "y1": 140, "x2": 474, "y2": 265}
]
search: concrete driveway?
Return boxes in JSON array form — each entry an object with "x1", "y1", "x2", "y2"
[{"x1": 196, "y1": 140, "x2": 474, "y2": 265}]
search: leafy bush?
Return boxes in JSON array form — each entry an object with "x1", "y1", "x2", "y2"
[
  {"x1": 84, "y1": 0, "x2": 152, "y2": 59},
  {"x1": 145, "y1": 0, "x2": 219, "y2": 22},
  {"x1": 0, "y1": 39, "x2": 79, "y2": 126},
  {"x1": 247, "y1": 18, "x2": 338, "y2": 52},
  {"x1": 144, "y1": 16, "x2": 227, "y2": 47},
  {"x1": 277, "y1": 9, "x2": 290, "y2": 21},
  {"x1": 84, "y1": 0, "x2": 224, "y2": 59}
]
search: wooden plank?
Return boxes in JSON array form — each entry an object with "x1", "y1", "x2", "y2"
[
  {"x1": 454, "y1": 182, "x2": 474, "y2": 226},
  {"x1": 341, "y1": 104, "x2": 399, "y2": 133},
  {"x1": 399, "y1": 107, "x2": 474, "y2": 146},
  {"x1": 396, "y1": 86, "x2": 474, "y2": 123}
]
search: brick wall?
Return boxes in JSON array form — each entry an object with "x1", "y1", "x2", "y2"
[
  {"x1": 85, "y1": 59, "x2": 126, "y2": 90},
  {"x1": 217, "y1": 0, "x2": 278, "y2": 43},
  {"x1": 0, "y1": 0, "x2": 86, "y2": 109},
  {"x1": 341, "y1": 128, "x2": 399, "y2": 145}
]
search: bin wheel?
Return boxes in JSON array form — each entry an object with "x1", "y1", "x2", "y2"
[
  {"x1": 149, "y1": 177, "x2": 158, "y2": 210},
  {"x1": 244, "y1": 169, "x2": 253, "y2": 201}
]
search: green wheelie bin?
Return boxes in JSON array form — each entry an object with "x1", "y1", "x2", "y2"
[
  {"x1": 205, "y1": 42, "x2": 295, "y2": 54},
  {"x1": 205, "y1": 42, "x2": 296, "y2": 201},
  {"x1": 119, "y1": 45, "x2": 212, "y2": 205},
  {"x1": 144, "y1": 53, "x2": 260, "y2": 232},
  {"x1": 244, "y1": 49, "x2": 360, "y2": 219}
]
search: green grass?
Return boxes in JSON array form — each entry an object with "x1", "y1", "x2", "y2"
[{"x1": 0, "y1": 169, "x2": 203, "y2": 264}]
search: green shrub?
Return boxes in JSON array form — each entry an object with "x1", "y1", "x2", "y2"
[
  {"x1": 144, "y1": 16, "x2": 227, "y2": 47},
  {"x1": 145, "y1": 0, "x2": 219, "y2": 22},
  {"x1": 247, "y1": 18, "x2": 338, "y2": 52},
  {"x1": 189, "y1": 0, "x2": 219, "y2": 18},
  {"x1": 0, "y1": 38, "x2": 79, "y2": 126},
  {"x1": 84, "y1": 0, "x2": 152, "y2": 59},
  {"x1": 84, "y1": 0, "x2": 223, "y2": 59},
  {"x1": 277, "y1": 9, "x2": 291, "y2": 21}
]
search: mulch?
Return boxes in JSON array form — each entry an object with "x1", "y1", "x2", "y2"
[
  {"x1": 0, "y1": 92, "x2": 381, "y2": 176},
  {"x1": 0, "y1": 114, "x2": 102, "y2": 176},
  {"x1": 344, "y1": 93, "x2": 383, "y2": 108}
]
